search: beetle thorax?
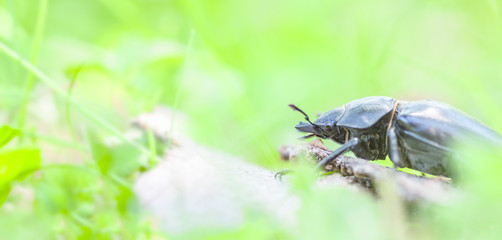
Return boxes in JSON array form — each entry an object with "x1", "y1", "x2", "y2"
[{"x1": 343, "y1": 112, "x2": 393, "y2": 160}]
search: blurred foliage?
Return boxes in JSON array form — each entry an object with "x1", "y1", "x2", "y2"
[
  {"x1": 0, "y1": 125, "x2": 40, "y2": 205},
  {"x1": 1, "y1": 0, "x2": 502, "y2": 239}
]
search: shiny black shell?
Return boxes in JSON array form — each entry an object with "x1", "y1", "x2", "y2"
[{"x1": 295, "y1": 96, "x2": 502, "y2": 176}]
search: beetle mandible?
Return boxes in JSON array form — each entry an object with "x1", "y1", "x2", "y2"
[{"x1": 291, "y1": 96, "x2": 502, "y2": 177}]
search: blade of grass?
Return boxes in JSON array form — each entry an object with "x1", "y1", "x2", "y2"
[
  {"x1": 146, "y1": 128, "x2": 158, "y2": 167},
  {"x1": 65, "y1": 66, "x2": 82, "y2": 143},
  {"x1": 17, "y1": 0, "x2": 48, "y2": 136},
  {"x1": 166, "y1": 29, "x2": 196, "y2": 148},
  {"x1": 0, "y1": 41, "x2": 152, "y2": 157}
]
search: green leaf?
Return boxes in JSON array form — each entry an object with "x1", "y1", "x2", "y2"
[
  {"x1": 89, "y1": 133, "x2": 113, "y2": 175},
  {"x1": 0, "y1": 184, "x2": 11, "y2": 205},
  {"x1": 89, "y1": 132, "x2": 144, "y2": 178},
  {"x1": 0, "y1": 125, "x2": 20, "y2": 149},
  {"x1": 0, "y1": 148, "x2": 41, "y2": 206}
]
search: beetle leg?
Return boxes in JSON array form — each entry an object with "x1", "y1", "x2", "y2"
[
  {"x1": 387, "y1": 126, "x2": 405, "y2": 168},
  {"x1": 274, "y1": 169, "x2": 292, "y2": 181},
  {"x1": 314, "y1": 138, "x2": 359, "y2": 171}
]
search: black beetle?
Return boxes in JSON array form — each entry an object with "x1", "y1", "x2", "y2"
[{"x1": 291, "y1": 96, "x2": 502, "y2": 177}]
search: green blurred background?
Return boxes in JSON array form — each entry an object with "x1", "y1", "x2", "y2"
[{"x1": 1, "y1": 0, "x2": 502, "y2": 239}]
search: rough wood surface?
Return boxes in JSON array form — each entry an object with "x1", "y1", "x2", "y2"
[
  {"x1": 279, "y1": 140, "x2": 455, "y2": 203},
  {"x1": 132, "y1": 107, "x2": 456, "y2": 234}
]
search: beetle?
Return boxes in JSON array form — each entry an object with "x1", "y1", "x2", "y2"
[{"x1": 291, "y1": 96, "x2": 502, "y2": 177}]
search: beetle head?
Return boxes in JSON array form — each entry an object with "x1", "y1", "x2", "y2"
[{"x1": 290, "y1": 104, "x2": 344, "y2": 140}]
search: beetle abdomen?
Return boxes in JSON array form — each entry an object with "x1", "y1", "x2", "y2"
[
  {"x1": 395, "y1": 127, "x2": 451, "y2": 175},
  {"x1": 397, "y1": 100, "x2": 502, "y2": 148},
  {"x1": 394, "y1": 100, "x2": 502, "y2": 175}
]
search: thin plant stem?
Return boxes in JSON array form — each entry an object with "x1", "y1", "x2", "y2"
[
  {"x1": 65, "y1": 66, "x2": 82, "y2": 143},
  {"x1": 166, "y1": 29, "x2": 196, "y2": 148},
  {"x1": 23, "y1": 130, "x2": 87, "y2": 151},
  {"x1": 17, "y1": 0, "x2": 48, "y2": 134},
  {"x1": 147, "y1": 128, "x2": 157, "y2": 166}
]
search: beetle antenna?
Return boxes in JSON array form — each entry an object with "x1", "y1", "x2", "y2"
[{"x1": 289, "y1": 104, "x2": 318, "y2": 126}]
